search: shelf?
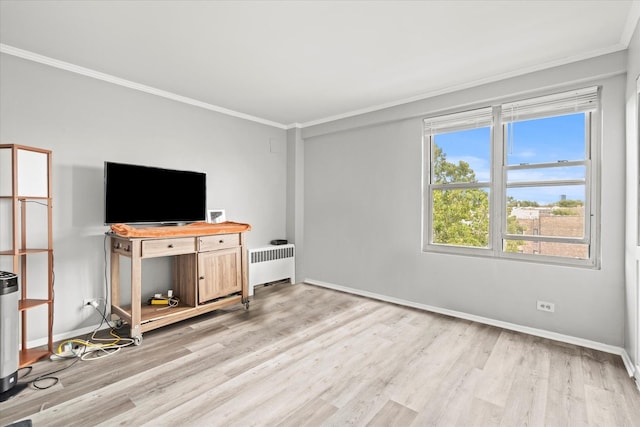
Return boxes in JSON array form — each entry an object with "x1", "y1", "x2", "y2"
[
  {"x1": 140, "y1": 304, "x2": 194, "y2": 323},
  {"x1": 0, "y1": 248, "x2": 51, "y2": 256},
  {"x1": 0, "y1": 195, "x2": 51, "y2": 200},
  {"x1": 112, "y1": 294, "x2": 243, "y2": 335},
  {"x1": 19, "y1": 347, "x2": 50, "y2": 368},
  {"x1": 19, "y1": 298, "x2": 51, "y2": 311},
  {"x1": 1, "y1": 144, "x2": 54, "y2": 368}
]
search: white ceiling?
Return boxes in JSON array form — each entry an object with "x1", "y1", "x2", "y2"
[{"x1": 1, "y1": 1, "x2": 639, "y2": 128}]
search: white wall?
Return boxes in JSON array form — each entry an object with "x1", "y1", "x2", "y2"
[
  {"x1": 302, "y1": 52, "x2": 628, "y2": 346},
  {"x1": 1, "y1": 37, "x2": 635, "y2": 354},
  {"x1": 624, "y1": 18, "x2": 640, "y2": 373},
  {"x1": 0, "y1": 53, "x2": 287, "y2": 343}
]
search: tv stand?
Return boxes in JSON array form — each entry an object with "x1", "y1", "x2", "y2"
[{"x1": 108, "y1": 231, "x2": 249, "y2": 345}]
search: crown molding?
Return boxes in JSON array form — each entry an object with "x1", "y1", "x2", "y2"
[
  {"x1": 0, "y1": 43, "x2": 288, "y2": 130},
  {"x1": 298, "y1": 44, "x2": 628, "y2": 129},
  {"x1": 620, "y1": 1, "x2": 640, "y2": 47},
  {"x1": 2, "y1": 39, "x2": 632, "y2": 132},
  {"x1": 284, "y1": 123, "x2": 303, "y2": 130}
]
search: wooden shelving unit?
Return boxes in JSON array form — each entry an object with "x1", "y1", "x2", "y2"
[
  {"x1": 0, "y1": 144, "x2": 54, "y2": 367},
  {"x1": 109, "y1": 232, "x2": 248, "y2": 345}
]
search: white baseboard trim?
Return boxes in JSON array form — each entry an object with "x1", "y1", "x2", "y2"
[
  {"x1": 26, "y1": 323, "x2": 111, "y2": 351},
  {"x1": 620, "y1": 350, "x2": 638, "y2": 378},
  {"x1": 305, "y1": 278, "x2": 631, "y2": 367}
]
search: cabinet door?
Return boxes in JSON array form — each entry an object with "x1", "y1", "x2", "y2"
[{"x1": 198, "y1": 247, "x2": 241, "y2": 304}]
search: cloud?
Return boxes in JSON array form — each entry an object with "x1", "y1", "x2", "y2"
[{"x1": 514, "y1": 150, "x2": 537, "y2": 158}]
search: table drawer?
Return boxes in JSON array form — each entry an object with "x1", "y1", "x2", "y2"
[
  {"x1": 198, "y1": 233, "x2": 240, "y2": 252},
  {"x1": 141, "y1": 237, "x2": 195, "y2": 258}
]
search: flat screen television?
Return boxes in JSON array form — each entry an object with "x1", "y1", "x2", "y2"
[{"x1": 104, "y1": 161, "x2": 206, "y2": 225}]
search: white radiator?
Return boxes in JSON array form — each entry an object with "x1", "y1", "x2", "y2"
[{"x1": 247, "y1": 244, "x2": 295, "y2": 296}]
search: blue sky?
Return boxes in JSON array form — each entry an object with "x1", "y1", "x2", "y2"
[{"x1": 434, "y1": 112, "x2": 586, "y2": 205}]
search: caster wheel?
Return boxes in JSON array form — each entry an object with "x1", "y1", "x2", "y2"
[
  {"x1": 244, "y1": 301, "x2": 250, "y2": 310},
  {"x1": 115, "y1": 319, "x2": 124, "y2": 329},
  {"x1": 133, "y1": 335, "x2": 143, "y2": 346}
]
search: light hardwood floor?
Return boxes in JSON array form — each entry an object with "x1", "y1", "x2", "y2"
[{"x1": 1, "y1": 282, "x2": 639, "y2": 426}]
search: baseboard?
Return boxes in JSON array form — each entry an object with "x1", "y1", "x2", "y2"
[
  {"x1": 26, "y1": 322, "x2": 110, "y2": 350},
  {"x1": 305, "y1": 278, "x2": 629, "y2": 361},
  {"x1": 620, "y1": 350, "x2": 638, "y2": 378}
]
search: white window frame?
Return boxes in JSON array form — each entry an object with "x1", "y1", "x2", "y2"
[
  {"x1": 423, "y1": 107, "x2": 495, "y2": 258},
  {"x1": 422, "y1": 87, "x2": 600, "y2": 268}
]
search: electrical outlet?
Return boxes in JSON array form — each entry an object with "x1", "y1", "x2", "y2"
[
  {"x1": 83, "y1": 298, "x2": 98, "y2": 308},
  {"x1": 537, "y1": 300, "x2": 555, "y2": 312}
]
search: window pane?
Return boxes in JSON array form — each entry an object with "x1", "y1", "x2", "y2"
[
  {"x1": 433, "y1": 127, "x2": 491, "y2": 184},
  {"x1": 432, "y1": 188, "x2": 489, "y2": 247},
  {"x1": 503, "y1": 240, "x2": 589, "y2": 260},
  {"x1": 507, "y1": 185, "x2": 585, "y2": 208},
  {"x1": 507, "y1": 185, "x2": 585, "y2": 238},
  {"x1": 507, "y1": 165, "x2": 585, "y2": 183},
  {"x1": 506, "y1": 113, "x2": 585, "y2": 165}
]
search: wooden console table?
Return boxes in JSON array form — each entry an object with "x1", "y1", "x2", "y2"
[{"x1": 108, "y1": 231, "x2": 249, "y2": 345}]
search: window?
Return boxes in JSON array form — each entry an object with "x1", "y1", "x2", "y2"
[
  {"x1": 423, "y1": 87, "x2": 600, "y2": 267},
  {"x1": 425, "y1": 108, "x2": 493, "y2": 249}
]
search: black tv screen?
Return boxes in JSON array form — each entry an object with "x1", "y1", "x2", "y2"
[{"x1": 104, "y1": 161, "x2": 206, "y2": 225}]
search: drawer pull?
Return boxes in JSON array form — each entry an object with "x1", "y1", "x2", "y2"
[
  {"x1": 219, "y1": 240, "x2": 224, "y2": 244},
  {"x1": 199, "y1": 276, "x2": 205, "y2": 280},
  {"x1": 168, "y1": 244, "x2": 174, "y2": 248}
]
